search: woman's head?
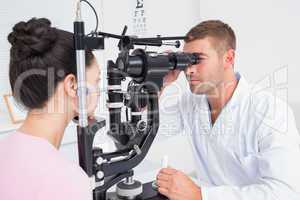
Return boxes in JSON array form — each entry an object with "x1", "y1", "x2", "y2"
[{"x1": 8, "y1": 18, "x2": 100, "y2": 117}]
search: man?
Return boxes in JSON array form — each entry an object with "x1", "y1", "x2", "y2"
[{"x1": 156, "y1": 20, "x2": 300, "y2": 200}]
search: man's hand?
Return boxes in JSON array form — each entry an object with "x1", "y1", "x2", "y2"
[
  {"x1": 157, "y1": 50, "x2": 182, "y2": 98},
  {"x1": 163, "y1": 70, "x2": 181, "y2": 88},
  {"x1": 158, "y1": 69, "x2": 181, "y2": 98},
  {"x1": 156, "y1": 167, "x2": 202, "y2": 200}
]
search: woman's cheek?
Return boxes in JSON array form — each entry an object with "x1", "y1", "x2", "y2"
[{"x1": 87, "y1": 93, "x2": 99, "y2": 115}]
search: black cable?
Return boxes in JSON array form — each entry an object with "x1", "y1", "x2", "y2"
[
  {"x1": 126, "y1": 107, "x2": 129, "y2": 121},
  {"x1": 80, "y1": 0, "x2": 99, "y2": 36}
]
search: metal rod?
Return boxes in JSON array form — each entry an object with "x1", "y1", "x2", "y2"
[
  {"x1": 135, "y1": 36, "x2": 187, "y2": 41},
  {"x1": 75, "y1": 1, "x2": 88, "y2": 127},
  {"x1": 76, "y1": 50, "x2": 88, "y2": 127}
]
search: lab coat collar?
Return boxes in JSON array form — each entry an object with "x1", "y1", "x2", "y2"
[
  {"x1": 226, "y1": 72, "x2": 251, "y2": 109},
  {"x1": 190, "y1": 72, "x2": 250, "y2": 111}
]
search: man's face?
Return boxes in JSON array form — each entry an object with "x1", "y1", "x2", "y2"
[{"x1": 183, "y1": 37, "x2": 225, "y2": 95}]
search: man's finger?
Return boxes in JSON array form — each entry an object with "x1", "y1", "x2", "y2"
[
  {"x1": 159, "y1": 167, "x2": 177, "y2": 175},
  {"x1": 157, "y1": 173, "x2": 170, "y2": 182},
  {"x1": 171, "y1": 69, "x2": 180, "y2": 75},
  {"x1": 156, "y1": 179, "x2": 170, "y2": 189},
  {"x1": 158, "y1": 187, "x2": 169, "y2": 197}
]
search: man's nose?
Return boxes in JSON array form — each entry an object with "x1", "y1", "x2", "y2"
[{"x1": 185, "y1": 64, "x2": 196, "y2": 76}]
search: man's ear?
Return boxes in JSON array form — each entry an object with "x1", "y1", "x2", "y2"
[
  {"x1": 64, "y1": 74, "x2": 77, "y2": 98},
  {"x1": 224, "y1": 49, "x2": 235, "y2": 69}
]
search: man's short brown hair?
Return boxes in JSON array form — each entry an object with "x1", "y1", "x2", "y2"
[{"x1": 185, "y1": 20, "x2": 236, "y2": 55}]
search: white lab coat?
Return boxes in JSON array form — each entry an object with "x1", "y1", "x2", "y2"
[{"x1": 160, "y1": 73, "x2": 300, "y2": 200}]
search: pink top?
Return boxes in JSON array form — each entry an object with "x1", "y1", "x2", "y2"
[{"x1": 0, "y1": 131, "x2": 91, "y2": 200}]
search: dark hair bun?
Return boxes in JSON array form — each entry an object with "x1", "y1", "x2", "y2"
[
  {"x1": 8, "y1": 17, "x2": 95, "y2": 110},
  {"x1": 8, "y1": 18, "x2": 57, "y2": 59}
]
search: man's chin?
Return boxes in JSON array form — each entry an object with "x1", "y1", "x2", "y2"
[
  {"x1": 189, "y1": 85, "x2": 206, "y2": 95},
  {"x1": 190, "y1": 84, "x2": 213, "y2": 95}
]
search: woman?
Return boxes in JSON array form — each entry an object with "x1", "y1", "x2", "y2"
[{"x1": 0, "y1": 18, "x2": 101, "y2": 200}]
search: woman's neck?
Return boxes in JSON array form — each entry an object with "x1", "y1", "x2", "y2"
[{"x1": 18, "y1": 109, "x2": 70, "y2": 149}]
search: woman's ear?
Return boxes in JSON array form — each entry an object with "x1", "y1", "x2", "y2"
[{"x1": 64, "y1": 74, "x2": 77, "y2": 98}]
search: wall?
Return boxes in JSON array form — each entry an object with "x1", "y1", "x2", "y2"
[{"x1": 198, "y1": 0, "x2": 300, "y2": 129}]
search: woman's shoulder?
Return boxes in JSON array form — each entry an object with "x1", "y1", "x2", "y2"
[
  {"x1": 37, "y1": 150, "x2": 91, "y2": 199},
  {"x1": 0, "y1": 132, "x2": 91, "y2": 199},
  {"x1": 1, "y1": 131, "x2": 88, "y2": 179}
]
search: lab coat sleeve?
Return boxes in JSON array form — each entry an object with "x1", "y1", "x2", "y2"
[
  {"x1": 158, "y1": 93, "x2": 184, "y2": 135},
  {"x1": 201, "y1": 103, "x2": 300, "y2": 200},
  {"x1": 158, "y1": 80, "x2": 187, "y2": 135}
]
